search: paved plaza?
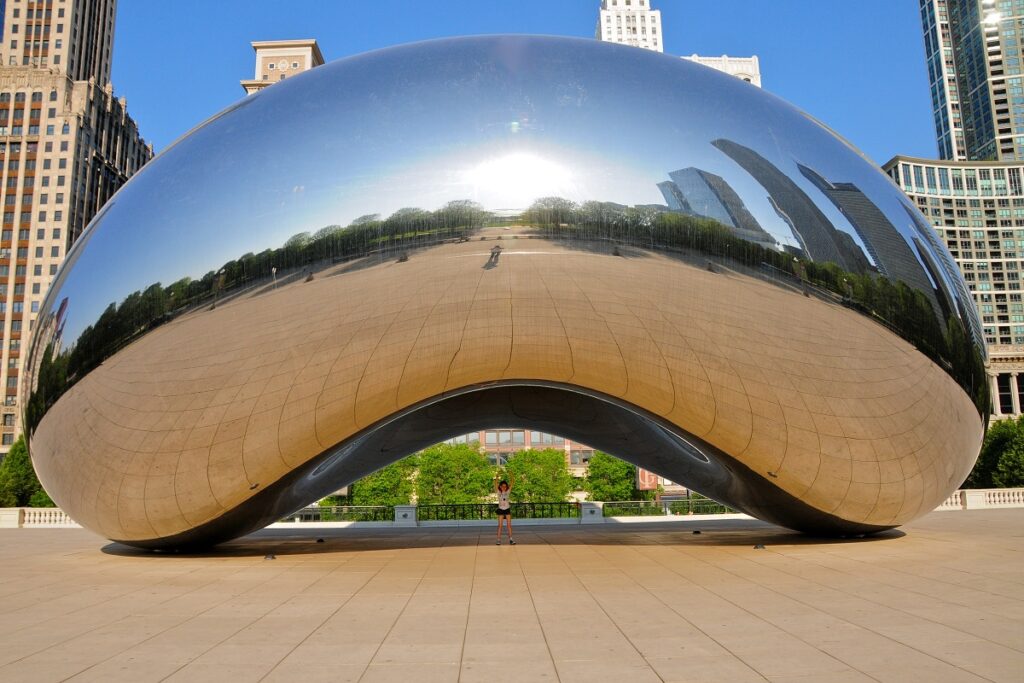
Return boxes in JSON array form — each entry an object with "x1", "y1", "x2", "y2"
[{"x1": 0, "y1": 510, "x2": 1020, "y2": 683}]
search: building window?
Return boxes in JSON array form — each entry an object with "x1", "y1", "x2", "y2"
[{"x1": 1, "y1": 434, "x2": 12, "y2": 446}]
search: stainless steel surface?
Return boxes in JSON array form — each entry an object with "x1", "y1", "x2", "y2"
[{"x1": 23, "y1": 36, "x2": 988, "y2": 549}]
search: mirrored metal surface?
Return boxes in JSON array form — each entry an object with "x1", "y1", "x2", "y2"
[{"x1": 24, "y1": 36, "x2": 987, "y2": 549}]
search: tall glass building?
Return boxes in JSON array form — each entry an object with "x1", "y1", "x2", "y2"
[{"x1": 921, "y1": 0, "x2": 1024, "y2": 161}]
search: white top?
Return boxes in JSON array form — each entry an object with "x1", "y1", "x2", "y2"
[{"x1": 497, "y1": 490, "x2": 510, "y2": 510}]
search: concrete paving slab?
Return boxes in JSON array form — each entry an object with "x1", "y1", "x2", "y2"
[{"x1": 0, "y1": 510, "x2": 1020, "y2": 682}]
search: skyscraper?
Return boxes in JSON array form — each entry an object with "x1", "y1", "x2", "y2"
[
  {"x1": 595, "y1": 0, "x2": 663, "y2": 53},
  {"x1": 920, "y1": 0, "x2": 1024, "y2": 161},
  {"x1": 0, "y1": 1, "x2": 151, "y2": 453}
]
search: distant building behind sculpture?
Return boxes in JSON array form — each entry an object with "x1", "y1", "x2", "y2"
[
  {"x1": 241, "y1": 39, "x2": 324, "y2": 95},
  {"x1": 682, "y1": 54, "x2": 761, "y2": 87},
  {"x1": 594, "y1": 2, "x2": 762, "y2": 87},
  {"x1": 919, "y1": 0, "x2": 1023, "y2": 161},
  {"x1": 595, "y1": 0, "x2": 663, "y2": 53},
  {"x1": 884, "y1": 155, "x2": 1024, "y2": 418},
  {"x1": 0, "y1": 0, "x2": 151, "y2": 454}
]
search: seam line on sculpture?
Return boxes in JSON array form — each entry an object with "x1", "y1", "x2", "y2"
[
  {"x1": 563, "y1": 265, "x2": 631, "y2": 399},
  {"x1": 442, "y1": 255, "x2": 487, "y2": 393},
  {"x1": 536, "y1": 266, "x2": 575, "y2": 382},
  {"x1": 393, "y1": 258, "x2": 464, "y2": 409},
  {"x1": 653, "y1": 298, "x2": 719, "y2": 437}
]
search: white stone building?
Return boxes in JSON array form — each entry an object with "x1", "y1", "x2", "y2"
[
  {"x1": 682, "y1": 54, "x2": 761, "y2": 87},
  {"x1": 595, "y1": 0, "x2": 663, "y2": 53}
]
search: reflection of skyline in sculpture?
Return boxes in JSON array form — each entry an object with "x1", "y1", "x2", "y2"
[
  {"x1": 798, "y1": 163, "x2": 943, "y2": 317},
  {"x1": 711, "y1": 138, "x2": 870, "y2": 273},
  {"x1": 901, "y1": 202, "x2": 987, "y2": 353},
  {"x1": 658, "y1": 167, "x2": 778, "y2": 248},
  {"x1": 657, "y1": 180, "x2": 687, "y2": 212}
]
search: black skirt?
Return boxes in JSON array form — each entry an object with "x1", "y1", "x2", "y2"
[{"x1": 495, "y1": 505, "x2": 511, "y2": 517}]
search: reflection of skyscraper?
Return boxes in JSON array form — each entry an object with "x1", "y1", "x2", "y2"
[
  {"x1": 656, "y1": 180, "x2": 688, "y2": 212},
  {"x1": 798, "y1": 164, "x2": 942, "y2": 316},
  {"x1": 711, "y1": 138, "x2": 869, "y2": 272},
  {"x1": 668, "y1": 168, "x2": 734, "y2": 226},
  {"x1": 660, "y1": 168, "x2": 777, "y2": 247}
]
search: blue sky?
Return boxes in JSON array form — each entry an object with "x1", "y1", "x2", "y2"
[{"x1": 112, "y1": 0, "x2": 935, "y2": 166}]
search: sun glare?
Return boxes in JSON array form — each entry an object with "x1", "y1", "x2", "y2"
[{"x1": 463, "y1": 153, "x2": 573, "y2": 209}]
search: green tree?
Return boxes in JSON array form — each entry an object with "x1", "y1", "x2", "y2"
[
  {"x1": 0, "y1": 436, "x2": 50, "y2": 507},
  {"x1": 502, "y1": 449, "x2": 572, "y2": 502},
  {"x1": 994, "y1": 443, "x2": 1024, "y2": 487},
  {"x1": 969, "y1": 418, "x2": 1019, "y2": 488},
  {"x1": 350, "y1": 456, "x2": 417, "y2": 506},
  {"x1": 415, "y1": 443, "x2": 493, "y2": 504},
  {"x1": 585, "y1": 451, "x2": 637, "y2": 501}
]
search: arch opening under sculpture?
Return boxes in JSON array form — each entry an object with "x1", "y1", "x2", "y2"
[{"x1": 126, "y1": 382, "x2": 893, "y2": 551}]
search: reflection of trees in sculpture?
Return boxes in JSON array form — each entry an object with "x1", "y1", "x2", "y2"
[
  {"x1": 25, "y1": 201, "x2": 491, "y2": 433},
  {"x1": 523, "y1": 197, "x2": 988, "y2": 414}
]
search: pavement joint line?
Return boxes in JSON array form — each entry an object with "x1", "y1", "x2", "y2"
[
  {"x1": 131, "y1": 560, "x2": 326, "y2": 682},
  {"x1": 649, "y1": 535, "x2": 1000, "y2": 681},
  {"x1": 253, "y1": 552, "x2": 390, "y2": 682},
  {"x1": 550, "y1": 538, "x2": 674, "y2": 682},
  {"x1": 586, "y1": 535, "x2": 772, "y2": 683},
  {"x1": 353, "y1": 538, "x2": 439, "y2": 682},
  {"x1": 0, "y1": 513, "x2": 1020, "y2": 681},
  {"x1": 740, "y1": 539, "x2": 1024, "y2": 656},
  {"x1": 537, "y1": 529, "x2": 667, "y2": 681},
  {"x1": 0, "y1": 549, "x2": 296, "y2": 673},
  {"x1": 518, "y1": 523, "x2": 564, "y2": 682},
  {"x1": 632, "y1": 537, "x2": 883, "y2": 682},
  {"x1": 454, "y1": 531, "x2": 483, "y2": 682}
]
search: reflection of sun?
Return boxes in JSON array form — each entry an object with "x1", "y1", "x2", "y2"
[{"x1": 463, "y1": 153, "x2": 572, "y2": 209}]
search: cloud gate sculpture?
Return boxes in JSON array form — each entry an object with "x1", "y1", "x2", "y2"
[{"x1": 23, "y1": 36, "x2": 987, "y2": 549}]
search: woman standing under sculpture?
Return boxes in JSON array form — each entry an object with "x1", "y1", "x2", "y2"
[{"x1": 495, "y1": 474, "x2": 516, "y2": 545}]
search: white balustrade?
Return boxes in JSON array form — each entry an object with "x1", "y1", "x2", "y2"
[
  {"x1": 3, "y1": 489, "x2": 1024, "y2": 531},
  {"x1": 19, "y1": 508, "x2": 79, "y2": 528},
  {"x1": 984, "y1": 488, "x2": 1024, "y2": 507},
  {"x1": 936, "y1": 491, "x2": 964, "y2": 510}
]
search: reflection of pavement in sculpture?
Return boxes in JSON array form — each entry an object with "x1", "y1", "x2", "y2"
[{"x1": 32, "y1": 232, "x2": 981, "y2": 543}]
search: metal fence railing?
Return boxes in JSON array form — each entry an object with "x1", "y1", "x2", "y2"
[
  {"x1": 282, "y1": 505, "x2": 393, "y2": 522},
  {"x1": 602, "y1": 498, "x2": 734, "y2": 517},
  {"x1": 416, "y1": 502, "x2": 581, "y2": 521}
]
